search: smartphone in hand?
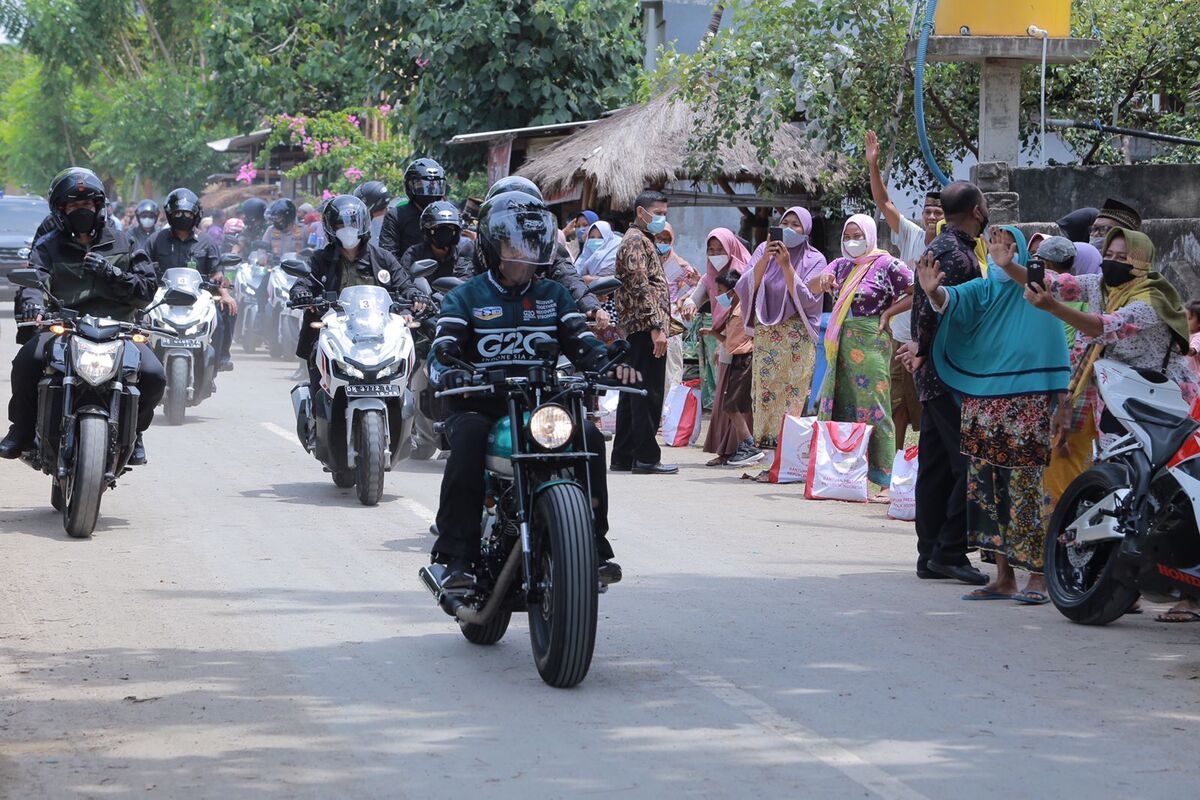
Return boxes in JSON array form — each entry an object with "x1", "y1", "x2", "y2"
[
  {"x1": 768, "y1": 226, "x2": 783, "y2": 242},
  {"x1": 1026, "y1": 257, "x2": 1046, "y2": 290}
]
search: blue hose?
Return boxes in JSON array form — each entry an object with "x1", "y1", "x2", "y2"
[{"x1": 914, "y1": 0, "x2": 951, "y2": 187}]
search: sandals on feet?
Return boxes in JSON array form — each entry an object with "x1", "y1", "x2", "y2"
[
  {"x1": 1012, "y1": 590, "x2": 1050, "y2": 605},
  {"x1": 1155, "y1": 609, "x2": 1200, "y2": 623}
]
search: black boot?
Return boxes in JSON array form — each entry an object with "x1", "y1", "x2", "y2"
[
  {"x1": 0, "y1": 426, "x2": 31, "y2": 460},
  {"x1": 128, "y1": 434, "x2": 147, "y2": 466}
]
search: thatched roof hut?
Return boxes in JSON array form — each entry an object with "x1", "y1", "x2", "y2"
[{"x1": 517, "y1": 93, "x2": 848, "y2": 210}]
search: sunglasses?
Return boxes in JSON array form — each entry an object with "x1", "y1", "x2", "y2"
[{"x1": 1089, "y1": 223, "x2": 1116, "y2": 237}]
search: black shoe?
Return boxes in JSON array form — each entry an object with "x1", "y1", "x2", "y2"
[
  {"x1": 917, "y1": 566, "x2": 953, "y2": 579},
  {"x1": 128, "y1": 434, "x2": 147, "y2": 466},
  {"x1": 927, "y1": 561, "x2": 988, "y2": 585},
  {"x1": 599, "y1": 560, "x2": 623, "y2": 586},
  {"x1": 441, "y1": 558, "x2": 477, "y2": 591},
  {"x1": 0, "y1": 428, "x2": 31, "y2": 460},
  {"x1": 632, "y1": 461, "x2": 679, "y2": 475},
  {"x1": 610, "y1": 461, "x2": 632, "y2": 473},
  {"x1": 218, "y1": 358, "x2": 234, "y2": 372}
]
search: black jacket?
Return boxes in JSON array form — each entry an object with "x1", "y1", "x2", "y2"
[
  {"x1": 378, "y1": 201, "x2": 423, "y2": 262},
  {"x1": 398, "y1": 239, "x2": 476, "y2": 284},
  {"x1": 128, "y1": 224, "x2": 157, "y2": 250},
  {"x1": 470, "y1": 241, "x2": 598, "y2": 314},
  {"x1": 294, "y1": 242, "x2": 418, "y2": 359},
  {"x1": 135, "y1": 227, "x2": 221, "y2": 279},
  {"x1": 28, "y1": 221, "x2": 156, "y2": 323}
]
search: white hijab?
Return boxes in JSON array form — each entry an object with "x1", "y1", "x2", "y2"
[{"x1": 575, "y1": 221, "x2": 621, "y2": 278}]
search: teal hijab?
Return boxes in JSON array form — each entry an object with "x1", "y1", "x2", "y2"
[{"x1": 932, "y1": 226, "x2": 1070, "y2": 398}]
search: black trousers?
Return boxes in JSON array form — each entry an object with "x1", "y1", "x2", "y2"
[
  {"x1": 612, "y1": 330, "x2": 666, "y2": 467},
  {"x1": 433, "y1": 411, "x2": 613, "y2": 562},
  {"x1": 914, "y1": 392, "x2": 970, "y2": 569},
  {"x1": 7, "y1": 334, "x2": 165, "y2": 439},
  {"x1": 217, "y1": 306, "x2": 235, "y2": 361}
]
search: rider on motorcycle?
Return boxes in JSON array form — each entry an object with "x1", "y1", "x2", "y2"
[
  {"x1": 397, "y1": 200, "x2": 475, "y2": 283},
  {"x1": 379, "y1": 158, "x2": 447, "y2": 261},
  {"x1": 429, "y1": 191, "x2": 637, "y2": 589},
  {"x1": 129, "y1": 199, "x2": 160, "y2": 250},
  {"x1": 1, "y1": 168, "x2": 165, "y2": 464},
  {"x1": 264, "y1": 199, "x2": 308, "y2": 259},
  {"x1": 136, "y1": 188, "x2": 238, "y2": 371},
  {"x1": 353, "y1": 180, "x2": 391, "y2": 246},
  {"x1": 238, "y1": 197, "x2": 268, "y2": 256}
]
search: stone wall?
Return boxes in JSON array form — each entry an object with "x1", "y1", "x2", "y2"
[{"x1": 1011, "y1": 163, "x2": 1200, "y2": 223}]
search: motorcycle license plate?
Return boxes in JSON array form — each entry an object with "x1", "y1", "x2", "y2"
[
  {"x1": 346, "y1": 383, "x2": 401, "y2": 397},
  {"x1": 162, "y1": 338, "x2": 202, "y2": 348}
]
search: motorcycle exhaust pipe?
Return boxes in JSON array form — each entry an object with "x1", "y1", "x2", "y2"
[
  {"x1": 418, "y1": 563, "x2": 467, "y2": 617},
  {"x1": 418, "y1": 542, "x2": 523, "y2": 625}
]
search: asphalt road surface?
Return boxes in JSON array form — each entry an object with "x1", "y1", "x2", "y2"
[{"x1": 1, "y1": 333, "x2": 1198, "y2": 799}]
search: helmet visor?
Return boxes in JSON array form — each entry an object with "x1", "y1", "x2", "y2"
[
  {"x1": 407, "y1": 177, "x2": 446, "y2": 198},
  {"x1": 487, "y1": 208, "x2": 557, "y2": 266}
]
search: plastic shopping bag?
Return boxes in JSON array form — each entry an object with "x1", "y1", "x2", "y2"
[
  {"x1": 660, "y1": 380, "x2": 702, "y2": 447},
  {"x1": 596, "y1": 391, "x2": 620, "y2": 436},
  {"x1": 887, "y1": 446, "x2": 919, "y2": 520},
  {"x1": 805, "y1": 420, "x2": 872, "y2": 503},
  {"x1": 765, "y1": 415, "x2": 818, "y2": 484}
]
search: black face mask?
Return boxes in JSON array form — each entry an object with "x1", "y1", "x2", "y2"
[
  {"x1": 431, "y1": 227, "x2": 460, "y2": 249},
  {"x1": 168, "y1": 214, "x2": 195, "y2": 232},
  {"x1": 66, "y1": 207, "x2": 96, "y2": 236},
  {"x1": 1101, "y1": 259, "x2": 1135, "y2": 287}
]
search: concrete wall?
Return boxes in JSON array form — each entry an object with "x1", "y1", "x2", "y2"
[{"x1": 1012, "y1": 164, "x2": 1200, "y2": 223}]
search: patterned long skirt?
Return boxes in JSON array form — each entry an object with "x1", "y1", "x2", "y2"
[{"x1": 751, "y1": 317, "x2": 816, "y2": 448}]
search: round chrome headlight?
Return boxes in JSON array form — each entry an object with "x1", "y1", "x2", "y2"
[{"x1": 529, "y1": 404, "x2": 574, "y2": 450}]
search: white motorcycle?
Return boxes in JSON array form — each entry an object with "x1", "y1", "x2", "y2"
[
  {"x1": 267, "y1": 262, "x2": 304, "y2": 360},
  {"x1": 146, "y1": 266, "x2": 223, "y2": 425},
  {"x1": 1046, "y1": 357, "x2": 1200, "y2": 624},
  {"x1": 233, "y1": 253, "x2": 271, "y2": 353},
  {"x1": 283, "y1": 264, "x2": 417, "y2": 506}
]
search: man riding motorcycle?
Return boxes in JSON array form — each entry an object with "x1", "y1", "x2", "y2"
[
  {"x1": 265, "y1": 198, "x2": 308, "y2": 259},
  {"x1": 137, "y1": 188, "x2": 238, "y2": 371},
  {"x1": 353, "y1": 180, "x2": 392, "y2": 246},
  {"x1": 129, "y1": 199, "x2": 160, "y2": 250},
  {"x1": 379, "y1": 158, "x2": 447, "y2": 261},
  {"x1": 238, "y1": 197, "x2": 268, "y2": 254},
  {"x1": 397, "y1": 200, "x2": 475, "y2": 283},
  {"x1": 1, "y1": 167, "x2": 165, "y2": 464},
  {"x1": 429, "y1": 191, "x2": 637, "y2": 590}
]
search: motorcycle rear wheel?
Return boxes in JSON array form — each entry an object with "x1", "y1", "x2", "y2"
[
  {"x1": 528, "y1": 483, "x2": 598, "y2": 688},
  {"x1": 63, "y1": 415, "x2": 107, "y2": 539},
  {"x1": 460, "y1": 611, "x2": 512, "y2": 645},
  {"x1": 331, "y1": 470, "x2": 356, "y2": 488},
  {"x1": 165, "y1": 358, "x2": 188, "y2": 426},
  {"x1": 1045, "y1": 463, "x2": 1139, "y2": 625},
  {"x1": 354, "y1": 410, "x2": 386, "y2": 506}
]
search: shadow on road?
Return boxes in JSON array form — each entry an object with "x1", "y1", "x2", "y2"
[
  {"x1": 0, "y1": 506, "x2": 132, "y2": 541},
  {"x1": 239, "y1": 481, "x2": 399, "y2": 508}
]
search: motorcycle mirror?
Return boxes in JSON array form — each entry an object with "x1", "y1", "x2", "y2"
[
  {"x1": 411, "y1": 259, "x2": 439, "y2": 279},
  {"x1": 586, "y1": 277, "x2": 622, "y2": 297},
  {"x1": 7, "y1": 268, "x2": 43, "y2": 291},
  {"x1": 431, "y1": 276, "x2": 463, "y2": 293},
  {"x1": 219, "y1": 253, "x2": 242, "y2": 267},
  {"x1": 279, "y1": 259, "x2": 311, "y2": 278}
]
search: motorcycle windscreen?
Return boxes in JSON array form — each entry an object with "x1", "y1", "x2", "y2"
[
  {"x1": 333, "y1": 285, "x2": 404, "y2": 366},
  {"x1": 161, "y1": 267, "x2": 204, "y2": 297}
]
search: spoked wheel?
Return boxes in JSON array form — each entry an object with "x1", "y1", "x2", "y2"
[
  {"x1": 353, "y1": 410, "x2": 386, "y2": 506},
  {"x1": 528, "y1": 483, "x2": 598, "y2": 688},
  {"x1": 63, "y1": 415, "x2": 107, "y2": 539},
  {"x1": 1045, "y1": 464, "x2": 1139, "y2": 624},
  {"x1": 165, "y1": 357, "x2": 188, "y2": 426}
]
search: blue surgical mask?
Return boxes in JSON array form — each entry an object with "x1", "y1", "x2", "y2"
[
  {"x1": 781, "y1": 228, "x2": 807, "y2": 249},
  {"x1": 987, "y1": 258, "x2": 1014, "y2": 282},
  {"x1": 656, "y1": 243, "x2": 671, "y2": 256},
  {"x1": 716, "y1": 293, "x2": 733, "y2": 308},
  {"x1": 584, "y1": 239, "x2": 603, "y2": 253},
  {"x1": 646, "y1": 215, "x2": 668, "y2": 234}
]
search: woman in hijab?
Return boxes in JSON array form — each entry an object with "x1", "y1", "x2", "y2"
[
  {"x1": 813, "y1": 214, "x2": 914, "y2": 486},
  {"x1": 733, "y1": 207, "x2": 826, "y2": 447},
  {"x1": 655, "y1": 222, "x2": 700, "y2": 388},
  {"x1": 576, "y1": 221, "x2": 624, "y2": 343},
  {"x1": 920, "y1": 225, "x2": 1071, "y2": 604},
  {"x1": 565, "y1": 210, "x2": 599, "y2": 260}
]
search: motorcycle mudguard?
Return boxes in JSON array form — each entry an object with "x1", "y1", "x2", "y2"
[
  {"x1": 290, "y1": 384, "x2": 312, "y2": 447},
  {"x1": 389, "y1": 391, "x2": 416, "y2": 467},
  {"x1": 345, "y1": 398, "x2": 390, "y2": 470}
]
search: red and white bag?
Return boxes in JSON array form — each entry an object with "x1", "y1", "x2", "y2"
[
  {"x1": 765, "y1": 415, "x2": 818, "y2": 483},
  {"x1": 660, "y1": 380, "x2": 702, "y2": 447},
  {"x1": 887, "y1": 446, "x2": 919, "y2": 520},
  {"x1": 805, "y1": 421, "x2": 872, "y2": 503},
  {"x1": 596, "y1": 390, "x2": 619, "y2": 436}
]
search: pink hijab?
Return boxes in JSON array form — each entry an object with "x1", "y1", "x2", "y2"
[
  {"x1": 702, "y1": 227, "x2": 751, "y2": 327},
  {"x1": 736, "y1": 206, "x2": 826, "y2": 337}
]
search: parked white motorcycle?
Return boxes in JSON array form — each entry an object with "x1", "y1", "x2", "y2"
[{"x1": 146, "y1": 267, "x2": 221, "y2": 425}]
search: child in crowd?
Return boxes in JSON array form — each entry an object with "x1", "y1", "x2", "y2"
[{"x1": 704, "y1": 271, "x2": 761, "y2": 467}]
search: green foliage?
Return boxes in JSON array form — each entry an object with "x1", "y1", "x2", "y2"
[{"x1": 0, "y1": 54, "x2": 89, "y2": 192}]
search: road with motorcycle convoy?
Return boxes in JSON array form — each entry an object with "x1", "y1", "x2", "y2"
[{"x1": 1, "y1": 336, "x2": 1198, "y2": 799}]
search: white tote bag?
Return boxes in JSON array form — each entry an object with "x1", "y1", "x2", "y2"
[
  {"x1": 887, "y1": 446, "x2": 919, "y2": 520},
  {"x1": 805, "y1": 421, "x2": 872, "y2": 503},
  {"x1": 660, "y1": 381, "x2": 702, "y2": 447},
  {"x1": 596, "y1": 390, "x2": 620, "y2": 436},
  {"x1": 765, "y1": 415, "x2": 818, "y2": 483}
]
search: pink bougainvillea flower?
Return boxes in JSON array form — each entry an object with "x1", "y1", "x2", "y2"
[
  {"x1": 415, "y1": 56, "x2": 429, "y2": 68},
  {"x1": 322, "y1": 189, "x2": 334, "y2": 200},
  {"x1": 378, "y1": 104, "x2": 392, "y2": 117}
]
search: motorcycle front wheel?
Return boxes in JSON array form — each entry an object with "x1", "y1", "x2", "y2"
[
  {"x1": 528, "y1": 482, "x2": 598, "y2": 688},
  {"x1": 1045, "y1": 463, "x2": 1139, "y2": 625},
  {"x1": 63, "y1": 415, "x2": 107, "y2": 539},
  {"x1": 354, "y1": 409, "x2": 386, "y2": 506}
]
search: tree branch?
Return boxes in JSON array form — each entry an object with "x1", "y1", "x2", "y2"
[
  {"x1": 137, "y1": 3, "x2": 174, "y2": 67},
  {"x1": 1081, "y1": 42, "x2": 1159, "y2": 165},
  {"x1": 904, "y1": 64, "x2": 978, "y2": 158}
]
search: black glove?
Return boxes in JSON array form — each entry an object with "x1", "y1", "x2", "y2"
[
  {"x1": 440, "y1": 368, "x2": 470, "y2": 390},
  {"x1": 82, "y1": 251, "x2": 108, "y2": 274},
  {"x1": 290, "y1": 286, "x2": 314, "y2": 306},
  {"x1": 18, "y1": 298, "x2": 41, "y2": 322}
]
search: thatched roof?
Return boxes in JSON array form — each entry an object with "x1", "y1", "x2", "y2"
[{"x1": 517, "y1": 93, "x2": 848, "y2": 209}]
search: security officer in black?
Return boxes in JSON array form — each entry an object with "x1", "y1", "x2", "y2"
[
  {"x1": 128, "y1": 199, "x2": 160, "y2": 250},
  {"x1": 397, "y1": 200, "x2": 475, "y2": 283},
  {"x1": 137, "y1": 188, "x2": 239, "y2": 371},
  {"x1": 1, "y1": 168, "x2": 164, "y2": 464},
  {"x1": 379, "y1": 158, "x2": 446, "y2": 261},
  {"x1": 238, "y1": 197, "x2": 268, "y2": 253}
]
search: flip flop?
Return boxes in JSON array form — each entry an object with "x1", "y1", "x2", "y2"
[
  {"x1": 962, "y1": 588, "x2": 1015, "y2": 601},
  {"x1": 1012, "y1": 590, "x2": 1050, "y2": 605},
  {"x1": 1155, "y1": 610, "x2": 1200, "y2": 623}
]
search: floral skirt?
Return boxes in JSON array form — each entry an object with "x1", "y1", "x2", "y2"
[
  {"x1": 751, "y1": 318, "x2": 815, "y2": 448},
  {"x1": 816, "y1": 316, "x2": 894, "y2": 486}
]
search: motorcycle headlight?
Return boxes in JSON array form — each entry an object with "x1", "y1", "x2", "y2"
[
  {"x1": 72, "y1": 338, "x2": 122, "y2": 386},
  {"x1": 529, "y1": 404, "x2": 574, "y2": 450},
  {"x1": 338, "y1": 361, "x2": 364, "y2": 379},
  {"x1": 376, "y1": 359, "x2": 407, "y2": 379},
  {"x1": 184, "y1": 322, "x2": 203, "y2": 336}
]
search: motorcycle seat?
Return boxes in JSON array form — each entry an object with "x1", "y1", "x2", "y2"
[{"x1": 1123, "y1": 398, "x2": 1198, "y2": 468}]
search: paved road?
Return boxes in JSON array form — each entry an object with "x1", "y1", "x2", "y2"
[{"x1": 1, "y1": 333, "x2": 1198, "y2": 799}]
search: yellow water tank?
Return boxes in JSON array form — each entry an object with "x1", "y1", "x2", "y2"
[{"x1": 934, "y1": 0, "x2": 1072, "y2": 38}]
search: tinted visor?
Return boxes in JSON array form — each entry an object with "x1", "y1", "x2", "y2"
[
  {"x1": 407, "y1": 177, "x2": 446, "y2": 198},
  {"x1": 487, "y1": 208, "x2": 557, "y2": 266}
]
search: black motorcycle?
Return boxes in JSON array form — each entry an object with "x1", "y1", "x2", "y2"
[{"x1": 8, "y1": 268, "x2": 193, "y2": 538}]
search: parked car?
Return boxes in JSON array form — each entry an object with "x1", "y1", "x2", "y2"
[{"x1": 0, "y1": 196, "x2": 46, "y2": 298}]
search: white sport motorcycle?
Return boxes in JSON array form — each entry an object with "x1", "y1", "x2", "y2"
[
  {"x1": 1046, "y1": 357, "x2": 1200, "y2": 624},
  {"x1": 146, "y1": 267, "x2": 220, "y2": 425},
  {"x1": 233, "y1": 253, "x2": 271, "y2": 353},
  {"x1": 267, "y1": 261, "x2": 304, "y2": 360},
  {"x1": 284, "y1": 272, "x2": 417, "y2": 506}
]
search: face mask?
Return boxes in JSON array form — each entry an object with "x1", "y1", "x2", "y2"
[
  {"x1": 843, "y1": 239, "x2": 869, "y2": 258},
  {"x1": 168, "y1": 215, "x2": 193, "y2": 233},
  {"x1": 709, "y1": 254, "x2": 729, "y2": 270},
  {"x1": 988, "y1": 259, "x2": 1014, "y2": 283},
  {"x1": 655, "y1": 243, "x2": 671, "y2": 256},
  {"x1": 978, "y1": 214, "x2": 990, "y2": 234},
  {"x1": 66, "y1": 208, "x2": 96, "y2": 235},
  {"x1": 576, "y1": 229, "x2": 587, "y2": 244},
  {"x1": 781, "y1": 228, "x2": 807, "y2": 249},
  {"x1": 584, "y1": 239, "x2": 603, "y2": 253},
  {"x1": 1101, "y1": 259, "x2": 1135, "y2": 287},
  {"x1": 646, "y1": 214, "x2": 667, "y2": 234},
  {"x1": 1090, "y1": 236, "x2": 1107, "y2": 252},
  {"x1": 138, "y1": 216, "x2": 156, "y2": 230},
  {"x1": 335, "y1": 227, "x2": 360, "y2": 249},
  {"x1": 716, "y1": 292, "x2": 733, "y2": 308}
]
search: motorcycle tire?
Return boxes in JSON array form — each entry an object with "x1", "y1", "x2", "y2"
[
  {"x1": 269, "y1": 332, "x2": 284, "y2": 360},
  {"x1": 1045, "y1": 463, "x2": 1139, "y2": 625},
  {"x1": 165, "y1": 358, "x2": 188, "y2": 426},
  {"x1": 354, "y1": 410, "x2": 387, "y2": 506},
  {"x1": 50, "y1": 480, "x2": 65, "y2": 512},
  {"x1": 331, "y1": 470, "x2": 356, "y2": 488},
  {"x1": 63, "y1": 415, "x2": 107, "y2": 539},
  {"x1": 460, "y1": 610, "x2": 512, "y2": 645},
  {"x1": 241, "y1": 338, "x2": 257, "y2": 355},
  {"x1": 527, "y1": 483, "x2": 598, "y2": 688}
]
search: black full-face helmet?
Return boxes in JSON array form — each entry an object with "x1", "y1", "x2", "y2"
[
  {"x1": 164, "y1": 187, "x2": 202, "y2": 232},
  {"x1": 48, "y1": 167, "x2": 107, "y2": 238},
  {"x1": 483, "y1": 175, "x2": 543, "y2": 202},
  {"x1": 266, "y1": 198, "x2": 297, "y2": 231},
  {"x1": 477, "y1": 191, "x2": 557, "y2": 287},
  {"x1": 420, "y1": 200, "x2": 463, "y2": 251},
  {"x1": 241, "y1": 197, "x2": 267, "y2": 225},
  {"x1": 322, "y1": 194, "x2": 371, "y2": 250},
  {"x1": 403, "y1": 158, "x2": 447, "y2": 208},
  {"x1": 353, "y1": 180, "x2": 392, "y2": 215}
]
